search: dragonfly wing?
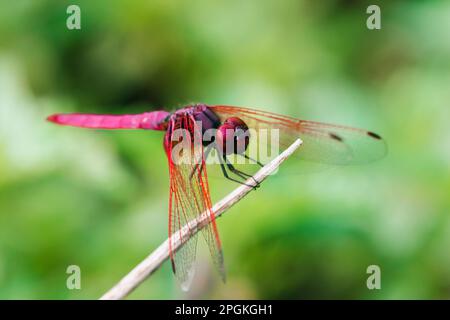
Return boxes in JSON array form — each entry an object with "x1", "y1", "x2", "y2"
[
  {"x1": 167, "y1": 115, "x2": 225, "y2": 290},
  {"x1": 210, "y1": 105, "x2": 387, "y2": 166},
  {"x1": 168, "y1": 167, "x2": 198, "y2": 290}
]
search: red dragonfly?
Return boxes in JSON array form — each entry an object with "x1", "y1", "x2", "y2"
[{"x1": 47, "y1": 104, "x2": 386, "y2": 289}]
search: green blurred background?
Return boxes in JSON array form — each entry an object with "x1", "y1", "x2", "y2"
[{"x1": 1, "y1": 0, "x2": 449, "y2": 299}]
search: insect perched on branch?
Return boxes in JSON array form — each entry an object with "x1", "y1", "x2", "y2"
[{"x1": 48, "y1": 104, "x2": 386, "y2": 290}]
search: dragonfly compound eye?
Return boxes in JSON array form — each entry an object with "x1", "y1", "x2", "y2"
[{"x1": 216, "y1": 117, "x2": 250, "y2": 155}]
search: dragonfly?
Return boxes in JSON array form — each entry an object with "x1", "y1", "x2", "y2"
[{"x1": 47, "y1": 104, "x2": 386, "y2": 289}]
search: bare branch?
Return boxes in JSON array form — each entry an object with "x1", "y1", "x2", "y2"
[{"x1": 100, "y1": 138, "x2": 302, "y2": 300}]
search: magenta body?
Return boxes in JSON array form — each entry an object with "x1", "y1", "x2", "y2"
[
  {"x1": 47, "y1": 104, "x2": 249, "y2": 157},
  {"x1": 47, "y1": 111, "x2": 170, "y2": 130}
]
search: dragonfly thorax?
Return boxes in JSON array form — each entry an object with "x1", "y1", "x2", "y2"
[
  {"x1": 192, "y1": 105, "x2": 221, "y2": 132},
  {"x1": 164, "y1": 105, "x2": 251, "y2": 156}
]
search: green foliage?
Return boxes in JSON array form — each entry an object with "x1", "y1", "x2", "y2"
[{"x1": 0, "y1": 0, "x2": 449, "y2": 299}]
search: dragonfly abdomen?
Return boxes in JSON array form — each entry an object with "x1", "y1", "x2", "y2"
[{"x1": 47, "y1": 111, "x2": 170, "y2": 130}]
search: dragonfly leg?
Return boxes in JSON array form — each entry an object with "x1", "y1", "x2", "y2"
[
  {"x1": 217, "y1": 152, "x2": 257, "y2": 189},
  {"x1": 223, "y1": 156, "x2": 260, "y2": 190},
  {"x1": 241, "y1": 153, "x2": 264, "y2": 167}
]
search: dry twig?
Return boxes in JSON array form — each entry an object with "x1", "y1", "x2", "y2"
[{"x1": 100, "y1": 138, "x2": 302, "y2": 300}]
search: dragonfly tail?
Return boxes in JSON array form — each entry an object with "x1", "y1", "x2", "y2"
[{"x1": 47, "y1": 111, "x2": 169, "y2": 130}]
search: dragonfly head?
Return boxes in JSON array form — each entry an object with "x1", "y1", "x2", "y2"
[{"x1": 216, "y1": 117, "x2": 250, "y2": 155}]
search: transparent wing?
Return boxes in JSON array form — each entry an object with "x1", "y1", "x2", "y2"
[
  {"x1": 209, "y1": 105, "x2": 387, "y2": 167},
  {"x1": 167, "y1": 114, "x2": 225, "y2": 290}
]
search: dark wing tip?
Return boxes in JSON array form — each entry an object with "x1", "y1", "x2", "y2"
[
  {"x1": 329, "y1": 132, "x2": 344, "y2": 142},
  {"x1": 171, "y1": 259, "x2": 177, "y2": 274},
  {"x1": 367, "y1": 131, "x2": 382, "y2": 140}
]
